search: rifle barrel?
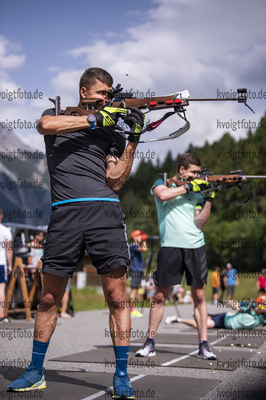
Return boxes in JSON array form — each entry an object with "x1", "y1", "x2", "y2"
[
  {"x1": 187, "y1": 98, "x2": 244, "y2": 101},
  {"x1": 244, "y1": 176, "x2": 266, "y2": 178}
]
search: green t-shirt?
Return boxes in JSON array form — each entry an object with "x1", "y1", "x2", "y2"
[
  {"x1": 224, "y1": 311, "x2": 266, "y2": 330},
  {"x1": 152, "y1": 178, "x2": 205, "y2": 248}
]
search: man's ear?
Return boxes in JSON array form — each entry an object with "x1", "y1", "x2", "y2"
[
  {"x1": 179, "y1": 165, "x2": 185, "y2": 174},
  {"x1": 80, "y1": 86, "x2": 87, "y2": 99}
]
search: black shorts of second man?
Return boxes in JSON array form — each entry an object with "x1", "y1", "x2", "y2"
[
  {"x1": 154, "y1": 246, "x2": 208, "y2": 288},
  {"x1": 41, "y1": 201, "x2": 130, "y2": 278}
]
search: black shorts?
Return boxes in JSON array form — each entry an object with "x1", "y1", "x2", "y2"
[
  {"x1": 210, "y1": 313, "x2": 226, "y2": 329},
  {"x1": 42, "y1": 201, "x2": 130, "y2": 278},
  {"x1": 154, "y1": 246, "x2": 208, "y2": 288}
]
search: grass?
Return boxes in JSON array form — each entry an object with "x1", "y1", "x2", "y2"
[
  {"x1": 71, "y1": 286, "x2": 106, "y2": 311},
  {"x1": 71, "y1": 272, "x2": 260, "y2": 312}
]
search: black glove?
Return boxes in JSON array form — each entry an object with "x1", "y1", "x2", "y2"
[
  {"x1": 95, "y1": 106, "x2": 128, "y2": 127},
  {"x1": 124, "y1": 108, "x2": 145, "y2": 143}
]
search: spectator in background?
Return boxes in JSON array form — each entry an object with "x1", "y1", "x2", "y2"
[
  {"x1": 257, "y1": 269, "x2": 266, "y2": 294},
  {"x1": 219, "y1": 267, "x2": 227, "y2": 302},
  {"x1": 225, "y1": 263, "x2": 239, "y2": 300},
  {"x1": 0, "y1": 208, "x2": 13, "y2": 323},
  {"x1": 59, "y1": 279, "x2": 73, "y2": 318},
  {"x1": 27, "y1": 231, "x2": 45, "y2": 270},
  {"x1": 145, "y1": 274, "x2": 155, "y2": 302},
  {"x1": 129, "y1": 230, "x2": 148, "y2": 317},
  {"x1": 27, "y1": 231, "x2": 45, "y2": 303},
  {"x1": 211, "y1": 266, "x2": 220, "y2": 305}
]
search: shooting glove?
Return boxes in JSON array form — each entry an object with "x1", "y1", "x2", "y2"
[
  {"x1": 125, "y1": 108, "x2": 145, "y2": 143},
  {"x1": 205, "y1": 190, "x2": 216, "y2": 202},
  {"x1": 186, "y1": 179, "x2": 210, "y2": 192},
  {"x1": 95, "y1": 106, "x2": 128, "y2": 127}
]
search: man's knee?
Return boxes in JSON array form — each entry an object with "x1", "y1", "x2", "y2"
[
  {"x1": 192, "y1": 287, "x2": 206, "y2": 303},
  {"x1": 154, "y1": 288, "x2": 169, "y2": 305},
  {"x1": 39, "y1": 292, "x2": 59, "y2": 311}
]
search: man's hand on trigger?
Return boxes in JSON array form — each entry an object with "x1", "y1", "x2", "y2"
[
  {"x1": 95, "y1": 106, "x2": 127, "y2": 127},
  {"x1": 125, "y1": 108, "x2": 145, "y2": 143}
]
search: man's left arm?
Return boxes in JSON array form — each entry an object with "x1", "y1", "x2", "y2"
[
  {"x1": 194, "y1": 200, "x2": 212, "y2": 230},
  {"x1": 106, "y1": 108, "x2": 145, "y2": 192},
  {"x1": 106, "y1": 142, "x2": 138, "y2": 192}
]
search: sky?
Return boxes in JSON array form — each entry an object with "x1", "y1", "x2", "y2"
[{"x1": 0, "y1": 0, "x2": 266, "y2": 168}]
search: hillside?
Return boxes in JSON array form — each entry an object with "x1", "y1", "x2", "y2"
[{"x1": 0, "y1": 128, "x2": 51, "y2": 225}]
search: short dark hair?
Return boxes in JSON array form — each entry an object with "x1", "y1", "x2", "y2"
[
  {"x1": 79, "y1": 67, "x2": 113, "y2": 92},
  {"x1": 177, "y1": 152, "x2": 201, "y2": 172}
]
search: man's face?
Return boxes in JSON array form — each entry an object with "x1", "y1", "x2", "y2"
[
  {"x1": 179, "y1": 164, "x2": 201, "y2": 180},
  {"x1": 80, "y1": 79, "x2": 112, "y2": 109}
]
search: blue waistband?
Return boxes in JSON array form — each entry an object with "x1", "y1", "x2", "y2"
[{"x1": 52, "y1": 198, "x2": 120, "y2": 206}]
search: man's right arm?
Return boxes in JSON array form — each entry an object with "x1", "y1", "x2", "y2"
[
  {"x1": 37, "y1": 106, "x2": 129, "y2": 136},
  {"x1": 153, "y1": 184, "x2": 187, "y2": 201},
  {"x1": 37, "y1": 115, "x2": 91, "y2": 135}
]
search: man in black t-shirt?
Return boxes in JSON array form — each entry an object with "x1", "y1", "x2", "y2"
[{"x1": 8, "y1": 67, "x2": 145, "y2": 400}]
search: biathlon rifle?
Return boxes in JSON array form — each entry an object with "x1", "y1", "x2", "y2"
[
  {"x1": 49, "y1": 86, "x2": 254, "y2": 143},
  {"x1": 164, "y1": 169, "x2": 266, "y2": 205}
]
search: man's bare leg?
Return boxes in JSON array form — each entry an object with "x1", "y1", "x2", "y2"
[
  {"x1": 177, "y1": 317, "x2": 215, "y2": 329},
  {"x1": 101, "y1": 266, "x2": 134, "y2": 398},
  {"x1": 191, "y1": 285, "x2": 208, "y2": 341},
  {"x1": 35, "y1": 273, "x2": 70, "y2": 341},
  {"x1": 7, "y1": 273, "x2": 69, "y2": 391},
  {"x1": 101, "y1": 266, "x2": 130, "y2": 345},
  {"x1": 135, "y1": 286, "x2": 170, "y2": 357},
  {"x1": 147, "y1": 286, "x2": 170, "y2": 339},
  {"x1": 191, "y1": 285, "x2": 216, "y2": 359}
]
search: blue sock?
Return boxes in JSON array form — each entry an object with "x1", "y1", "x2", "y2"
[
  {"x1": 30, "y1": 340, "x2": 50, "y2": 373},
  {"x1": 113, "y1": 346, "x2": 129, "y2": 377}
]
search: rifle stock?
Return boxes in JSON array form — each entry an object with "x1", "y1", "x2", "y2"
[{"x1": 63, "y1": 96, "x2": 189, "y2": 116}]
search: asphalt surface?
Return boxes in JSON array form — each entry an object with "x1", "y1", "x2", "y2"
[{"x1": 0, "y1": 302, "x2": 265, "y2": 400}]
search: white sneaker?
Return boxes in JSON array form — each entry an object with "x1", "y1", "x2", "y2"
[
  {"x1": 198, "y1": 343, "x2": 217, "y2": 360},
  {"x1": 0, "y1": 317, "x2": 10, "y2": 323},
  {"x1": 165, "y1": 315, "x2": 178, "y2": 325},
  {"x1": 135, "y1": 340, "x2": 156, "y2": 357}
]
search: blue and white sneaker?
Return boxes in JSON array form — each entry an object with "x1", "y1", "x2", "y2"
[
  {"x1": 112, "y1": 374, "x2": 135, "y2": 399},
  {"x1": 7, "y1": 366, "x2": 46, "y2": 391}
]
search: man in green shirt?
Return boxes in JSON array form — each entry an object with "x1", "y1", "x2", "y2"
[{"x1": 136, "y1": 152, "x2": 216, "y2": 360}]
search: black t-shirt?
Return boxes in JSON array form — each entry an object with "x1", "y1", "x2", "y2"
[{"x1": 42, "y1": 108, "x2": 126, "y2": 204}]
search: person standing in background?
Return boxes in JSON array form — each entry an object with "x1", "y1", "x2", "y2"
[
  {"x1": 225, "y1": 263, "x2": 239, "y2": 300},
  {"x1": 0, "y1": 209, "x2": 13, "y2": 323},
  {"x1": 129, "y1": 230, "x2": 148, "y2": 317}
]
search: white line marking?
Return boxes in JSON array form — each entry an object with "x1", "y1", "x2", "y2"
[
  {"x1": 81, "y1": 337, "x2": 226, "y2": 398},
  {"x1": 81, "y1": 374, "x2": 146, "y2": 400}
]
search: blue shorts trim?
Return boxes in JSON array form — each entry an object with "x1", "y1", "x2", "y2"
[{"x1": 52, "y1": 198, "x2": 120, "y2": 206}]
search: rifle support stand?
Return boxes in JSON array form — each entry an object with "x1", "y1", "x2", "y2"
[{"x1": 4, "y1": 258, "x2": 43, "y2": 322}]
